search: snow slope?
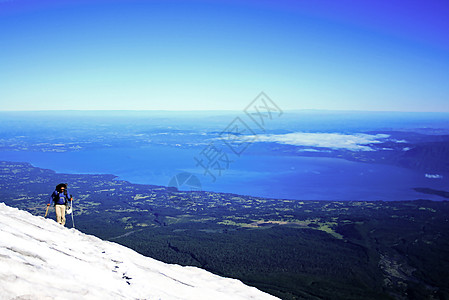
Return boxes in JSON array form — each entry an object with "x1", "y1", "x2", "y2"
[{"x1": 0, "y1": 203, "x2": 279, "y2": 300}]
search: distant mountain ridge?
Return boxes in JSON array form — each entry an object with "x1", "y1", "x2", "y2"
[{"x1": 396, "y1": 140, "x2": 449, "y2": 172}]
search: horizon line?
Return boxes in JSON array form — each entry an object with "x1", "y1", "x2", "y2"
[{"x1": 1, "y1": 109, "x2": 449, "y2": 114}]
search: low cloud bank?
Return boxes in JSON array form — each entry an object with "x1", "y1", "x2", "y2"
[{"x1": 252, "y1": 132, "x2": 390, "y2": 151}]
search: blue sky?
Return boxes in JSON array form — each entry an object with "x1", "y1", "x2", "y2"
[{"x1": 0, "y1": 0, "x2": 448, "y2": 111}]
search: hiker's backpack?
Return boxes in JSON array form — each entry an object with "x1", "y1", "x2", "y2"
[{"x1": 52, "y1": 183, "x2": 68, "y2": 205}]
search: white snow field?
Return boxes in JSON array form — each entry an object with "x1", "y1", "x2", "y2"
[{"x1": 0, "y1": 203, "x2": 279, "y2": 300}]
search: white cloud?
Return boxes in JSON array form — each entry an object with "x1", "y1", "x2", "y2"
[
  {"x1": 252, "y1": 132, "x2": 390, "y2": 151},
  {"x1": 425, "y1": 174, "x2": 443, "y2": 179}
]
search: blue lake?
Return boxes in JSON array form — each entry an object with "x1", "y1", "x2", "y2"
[{"x1": 1, "y1": 145, "x2": 447, "y2": 201}]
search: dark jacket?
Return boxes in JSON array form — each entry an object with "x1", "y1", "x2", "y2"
[{"x1": 50, "y1": 190, "x2": 70, "y2": 205}]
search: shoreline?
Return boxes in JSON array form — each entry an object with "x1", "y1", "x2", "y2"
[{"x1": 0, "y1": 159, "x2": 447, "y2": 203}]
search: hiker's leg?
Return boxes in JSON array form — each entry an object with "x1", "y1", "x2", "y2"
[
  {"x1": 61, "y1": 206, "x2": 66, "y2": 226},
  {"x1": 55, "y1": 205, "x2": 64, "y2": 225},
  {"x1": 55, "y1": 205, "x2": 61, "y2": 224}
]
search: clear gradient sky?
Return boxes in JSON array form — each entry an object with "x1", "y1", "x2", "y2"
[{"x1": 1, "y1": 0, "x2": 448, "y2": 111}]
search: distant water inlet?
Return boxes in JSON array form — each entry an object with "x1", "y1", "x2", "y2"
[{"x1": 1, "y1": 144, "x2": 448, "y2": 201}]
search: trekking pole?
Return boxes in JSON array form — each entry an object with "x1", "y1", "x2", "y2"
[
  {"x1": 70, "y1": 195, "x2": 75, "y2": 228},
  {"x1": 44, "y1": 204, "x2": 50, "y2": 218}
]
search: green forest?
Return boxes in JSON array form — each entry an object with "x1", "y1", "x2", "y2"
[{"x1": 1, "y1": 161, "x2": 449, "y2": 299}]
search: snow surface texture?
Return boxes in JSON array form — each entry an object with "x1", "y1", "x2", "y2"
[{"x1": 0, "y1": 203, "x2": 279, "y2": 300}]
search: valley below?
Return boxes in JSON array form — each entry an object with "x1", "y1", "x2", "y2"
[{"x1": 1, "y1": 161, "x2": 448, "y2": 299}]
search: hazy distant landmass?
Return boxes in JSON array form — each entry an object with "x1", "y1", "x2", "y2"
[
  {"x1": 413, "y1": 187, "x2": 449, "y2": 199},
  {"x1": 0, "y1": 110, "x2": 448, "y2": 201}
]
